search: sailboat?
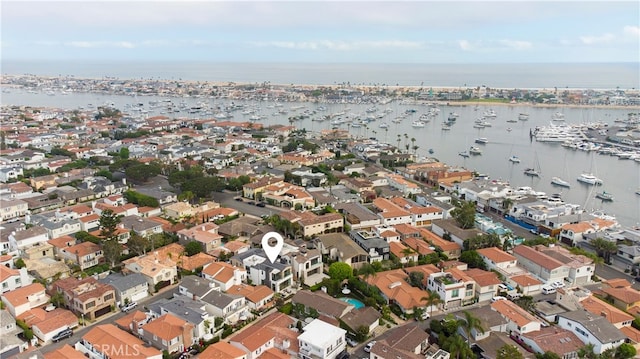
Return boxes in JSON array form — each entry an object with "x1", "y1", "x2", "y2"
[
  {"x1": 524, "y1": 152, "x2": 541, "y2": 177},
  {"x1": 551, "y1": 153, "x2": 571, "y2": 188},
  {"x1": 595, "y1": 191, "x2": 614, "y2": 201}
]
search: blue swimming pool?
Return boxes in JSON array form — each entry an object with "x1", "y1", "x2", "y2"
[{"x1": 340, "y1": 297, "x2": 365, "y2": 309}]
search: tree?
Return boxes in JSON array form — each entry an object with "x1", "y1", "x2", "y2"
[
  {"x1": 615, "y1": 343, "x2": 637, "y2": 359},
  {"x1": 178, "y1": 190, "x2": 195, "y2": 204},
  {"x1": 497, "y1": 344, "x2": 523, "y2": 359},
  {"x1": 444, "y1": 334, "x2": 473, "y2": 359},
  {"x1": 50, "y1": 291, "x2": 65, "y2": 308},
  {"x1": 408, "y1": 271, "x2": 424, "y2": 288},
  {"x1": 577, "y1": 344, "x2": 597, "y2": 359},
  {"x1": 119, "y1": 147, "x2": 130, "y2": 159},
  {"x1": 127, "y1": 233, "x2": 149, "y2": 256},
  {"x1": 536, "y1": 352, "x2": 561, "y2": 359},
  {"x1": 460, "y1": 250, "x2": 487, "y2": 270},
  {"x1": 451, "y1": 200, "x2": 476, "y2": 229},
  {"x1": 458, "y1": 311, "x2": 484, "y2": 343},
  {"x1": 103, "y1": 240, "x2": 122, "y2": 268},
  {"x1": 328, "y1": 262, "x2": 353, "y2": 282},
  {"x1": 590, "y1": 237, "x2": 617, "y2": 264},
  {"x1": 185, "y1": 241, "x2": 203, "y2": 256},
  {"x1": 421, "y1": 290, "x2": 443, "y2": 318},
  {"x1": 99, "y1": 209, "x2": 120, "y2": 242}
]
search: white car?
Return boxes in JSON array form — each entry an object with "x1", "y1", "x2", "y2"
[
  {"x1": 551, "y1": 281, "x2": 565, "y2": 289},
  {"x1": 491, "y1": 296, "x2": 507, "y2": 303},
  {"x1": 364, "y1": 341, "x2": 376, "y2": 353},
  {"x1": 121, "y1": 302, "x2": 138, "y2": 312}
]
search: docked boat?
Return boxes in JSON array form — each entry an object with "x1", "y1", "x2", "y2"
[
  {"x1": 518, "y1": 113, "x2": 529, "y2": 121},
  {"x1": 411, "y1": 120, "x2": 426, "y2": 128},
  {"x1": 552, "y1": 112, "x2": 565, "y2": 121},
  {"x1": 551, "y1": 177, "x2": 571, "y2": 188},
  {"x1": 441, "y1": 123, "x2": 451, "y2": 130},
  {"x1": 469, "y1": 146, "x2": 482, "y2": 155},
  {"x1": 524, "y1": 168, "x2": 540, "y2": 177},
  {"x1": 577, "y1": 172, "x2": 603, "y2": 185},
  {"x1": 507, "y1": 118, "x2": 518, "y2": 123},
  {"x1": 459, "y1": 150, "x2": 470, "y2": 158},
  {"x1": 595, "y1": 191, "x2": 614, "y2": 201},
  {"x1": 475, "y1": 138, "x2": 488, "y2": 144},
  {"x1": 484, "y1": 109, "x2": 497, "y2": 118},
  {"x1": 379, "y1": 122, "x2": 389, "y2": 128},
  {"x1": 509, "y1": 155, "x2": 521, "y2": 163}
]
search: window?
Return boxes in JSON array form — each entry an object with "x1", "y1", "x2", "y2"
[
  {"x1": 104, "y1": 293, "x2": 114, "y2": 301},
  {"x1": 452, "y1": 289, "x2": 459, "y2": 297},
  {"x1": 86, "y1": 301, "x2": 95, "y2": 309}
]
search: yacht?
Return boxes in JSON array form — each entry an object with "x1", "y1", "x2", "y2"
[
  {"x1": 509, "y1": 155, "x2": 521, "y2": 163},
  {"x1": 483, "y1": 109, "x2": 497, "y2": 118},
  {"x1": 475, "y1": 138, "x2": 488, "y2": 144},
  {"x1": 524, "y1": 168, "x2": 540, "y2": 177},
  {"x1": 469, "y1": 146, "x2": 482, "y2": 155},
  {"x1": 577, "y1": 172, "x2": 603, "y2": 185},
  {"x1": 411, "y1": 120, "x2": 426, "y2": 128},
  {"x1": 595, "y1": 191, "x2": 614, "y2": 201},
  {"x1": 552, "y1": 112, "x2": 565, "y2": 121},
  {"x1": 551, "y1": 177, "x2": 571, "y2": 188},
  {"x1": 379, "y1": 122, "x2": 389, "y2": 129},
  {"x1": 518, "y1": 113, "x2": 529, "y2": 121},
  {"x1": 459, "y1": 150, "x2": 470, "y2": 158}
]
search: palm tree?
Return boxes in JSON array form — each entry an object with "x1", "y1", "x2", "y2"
[
  {"x1": 396, "y1": 134, "x2": 401, "y2": 151},
  {"x1": 458, "y1": 310, "x2": 484, "y2": 344},
  {"x1": 420, "y1": 290, "x2": 443, "y2": 318},
  {"x1": 447, "y1": 334, "x2": 472, "y2": 359},
  {"x1": 591, "y1": 237, "x2": 617, "y2": 264}
]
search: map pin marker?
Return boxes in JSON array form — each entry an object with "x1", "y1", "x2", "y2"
[{"x1": 262, "y1": 232, "x2": 284, "y2": 264}]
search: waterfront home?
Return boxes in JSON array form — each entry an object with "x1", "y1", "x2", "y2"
[
  {"x1": 512, "y1": 245, "x2": 570, "y2": 285},
  {"x1": 141, "y1": 313, "x2": 195, "y2": 354},
  {"x1": 75, "y1": 324, "x2": 162, "y2": 359},
  {"x1": 1, "y1": 283, "x2": 49, "y2": 317},
  {"x1": 52, "y1": 276, "x2": 115, "y2": 320}
]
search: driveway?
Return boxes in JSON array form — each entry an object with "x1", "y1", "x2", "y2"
[{"x1": 212, "y1": 191, "x2": 282, "y2": 218}]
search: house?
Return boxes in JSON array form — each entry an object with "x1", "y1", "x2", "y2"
[
  {"x1": 227, "y1": 284, "x2": 275, "y2": 311},
  {"x1": 476, "y1": 247, "x2": 518, "y2": 274},
  {"x1": 464, "y1": 268, "x2": 502, "y2": 303},
  {"x1": 579, "y1": 295, "x2": 634, "y2": 329},
  {"x1": 519, "y1": 327, "x2": 584, "y2": 359},
  {"x1": 298, "y1": 319, "x2": 346, "y2": 359},
  {"x1": 44, "y1": 344, "x2": 87, "y2": 359},
  {"x1": 368, "y1": 323, "x2": 429, "y2": 359},
  {"x1": 0, "y1": 167, "x2": 23, "y2": 183},
  {"x1": 0, "y1": 309, "x2": 28, "y2": 358},
  {"x1": 141, "y1": 313, "x2": 195, "y2": 354},
  {"x1": 507, "y1": 274, "x2": 543, "y2": 296},
  {"x1": 200, "y1": 341, "x2": 248, "y2": 359},
  {"x1": 242, "y1": 176, "x2": 285, "y2": 200},
  {"x1": 133, "y1": 187, "x2": 177, "y2": 205},
  {"x1": 229, "y1": 311, "x2": 299, "y2": 359},
  {"x1": 600, "y1": 286, "x2": 640, "y2": 312},
  {"x1": 282, "y1": 246, "x2": 324, "y2": 286},
  {"x1": 58, "y1": 241, "x2": 104, "y2": 270},
  {"x1": 334, "y1": 202, "x2": 381, "y2": 231},
  {"x1": 367, "y1": 269, "x2": 430, "y2": 315},
  {"x1": 52, "y1": 276, "x2": 116, "y2": 320},
  {"x1": 18, "y1": 308, "x2": 78, "y2": 343},
  {"x1": 349, "y1": 229, "x2": 390, "y2": 262},
  {"x1": 201, "y1": 261, "x2": 247, "y2": 291},
  {"x1": 297, "y1": 212, "x2": 344, "y2": 237},
  {"x1": 512, "y1": 245, "x2": 569, "y2": 284},
  {"x1": 430, "y1": 219, "x2": 483, "y2": 248},
  {"x1": 1, "y1": 266, "x2": 29, "y2": 293},
  {"x1": 491, "y1": 299, "x2": 542, "y2": 337},
  {"x1": 122, "y1": 253, "x2": 177, "y2": 292},
  {"x1": 536, "y1": 245, "x2": 594, "y2": 285},
  {"x1": 292, "y1": 290, "x2": 354, "y2": 319},
  {"x1": 427, "y1": 270, "x2": 475, "y2": 310},
  {"x1": 178, "y1": 223, "x2": 223, "y2": 254},
  {"x1": 315, "y1": 233, "x2": 369, "y2": 269},
  {"x1": 461, "y1": 306, "x2": 508, "y2": 342},
  {"x1": 99, "y1": 272, "x2": 149, "y2": 306},
  {"x1": 119, "y1": 215, "x2": 164, "y2": 238},
  {"x1": 556, "y1": 310, "x2": 626, "y2": 354},
  {"x1": 389, "y1": 241, "x2": 419, "y2": 264},
  {"x1": 0, "y1": 199, "x2": 29, "y2": 221},
  {"x1": 75, "y1": 324, "x2": 163, "y2": 359},
  {"x1": 8, "y1": 226, "x2": 49, "y2": 252},
  {"x1": 1, "y1": 282, "x2": 49, "y2": 317},
  {"x1": 178, "y1": 275, "x2": 248, "y2": 324},
  {"x1": 340, "y1": 306, "x2": 381, "y2": 336},
  {"x1": 231, "y1": 248, "x2": 293, "y2": 293},
  {"x1": 146, "y1": 298, "x2": 214, "y2": 341},
  {"x1": 419, "y1": 228, "x2": 461, "y2": 260}
]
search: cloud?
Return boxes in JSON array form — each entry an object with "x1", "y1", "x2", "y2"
[
  {"x1": 458, "y1": 39, "x2": 531, "y2": 51},
  {"x1": 251, "y1": 40, "x2": 422, "y2": 51},
  {"x1": 579, "y1": 33, "x2": 615, "y2": 45},
  {"x1": 458, "y1": 40, "x2": 474, "y2": 51},
  {"x1": 498, "y1": 40, "x2": 533, "y2": 50},
  {"x1": 624, "y1": 25, "x2": 640, "y2": 37},
  {"x1": 64, "y1": 41, "x2": 136, "y2": 49}
]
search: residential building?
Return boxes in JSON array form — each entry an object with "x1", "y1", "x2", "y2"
[
  {"x1": 200, "y1": 341, "x2": 248, "y2": 359},
  {"x1": 58, "y1": 241, "x2": 104, "y2": 270},
  {"x1": 367, "y1": 269, "x2": 430, "y2": 315},
  {"x1": 123, "y1": 253, "x2": 177, "y2": 292},
  {"x1": 147, "y1": 298, "x2": 214, "y2": 340},
  {"x1": 227, "y1": 284, "x2": 274, "y2": 311},
  {"x1": 177, "y1": 223, "x2": 223, "y2": 253},
  {"x1": 368, "y1": 323, "x2": 429, "y2": 359},
  {"x1": 141, "y1": 313, "x2": 195, "y2": 354},
  {"x1": 334, "y1": 202, "x2": 381, "y2": 231},
  {"x1": 315, "y1": 233, "x2": 368, "y2": 269},
  {"x1": 99, "y1": 272, "x2": 149, "y2": 306},
  {"x1": 231, "y1": 248, "x2": 293, "y2": 293},
  {"x1": 427, "y1": 270, "x2": 475, "y2": 310},
  {"x1": 1, "y1": 282, "x2": 49, "y2": 317},
  {"x1": 0, "y1": 199, "x2": 29, "y2": 221},
  {"x1": 1, "y1": 266, "x2": 28, "y2": 293},
  {"x1": 349, "y1": 229, "x2": 389, "y2": 262},
  {"x1": 229, "y1": 311, "x2": 299, "y2": 359},
  {"x1": 297, "y1": 319, "x2": 346, "y2": 359},
  {"x1": 8, "y1": 226, "x2": 49, "y2": 252},
  {"x1": 52, "y1": 276, "x2": 116, "y2": 320},
  {"x1": 476, "y1": 247, "x2": 518, "y2": 274},
  {"x1": 465, "y1": 268, "x2": 502, "y2": 303},
  {"x1": 519, "y1": 327, "x2": 583, "y2": 359},
  {"x1": 75, "y1": 324, "x2": 162, "y2": 359},
  {"x1": 19, "y1": 308, "x2": 78, "y2": 343},
  {"x1": 282, "y1": 246, "x2": 323, "y2": 286},
  {"x1": 600, "y1": 286, "x2": 640, "y2": 312},
  {"x1": 119, "y1": 215, "x2": 164, "y2": 238},
  {"x1": 557, "y1": 310, "x2": 626, "y2": 354},
  {"x1": 512, "y1": 245, "x2": 570, "y2": 284},
  {"x1": 536, "y1": 245, "x2": 594, "y2": 285},
  {"x1": 292, "y1": 290, "x2": 354, "y2": 319},
  {"x1": 201, "y1": 261, "x2": 247, "y2": 291},
  {"x1": 491, "y1": 299, "x2": 542, "y2": 337}
]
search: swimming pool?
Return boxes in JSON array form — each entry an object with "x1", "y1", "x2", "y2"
[{"x1": 340, "y1": 297, "x2": 365, "y2": 309}]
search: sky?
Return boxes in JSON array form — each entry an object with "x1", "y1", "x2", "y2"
[{"x1": 1, "y1": 1, "x2": 639, "y2": 63}]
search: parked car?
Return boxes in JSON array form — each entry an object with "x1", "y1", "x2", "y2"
[
  {"x1": 52, "y1": 328, "x2": 73, "y2": 342},
  {"x1": 346, "y1": 337, "x2": 358, "y2": 347},
  {"x1": 491, "y1": 296, "x2": 507, "y2": 303},
  {"x1": 121, "y1": 301, "x2": 138, "y2": 312},
  {"x1": 550, "y1": 281, "x2": 565, "y2": 289},
  {"x1": 336, "y1": 351, "x2": 350, "y2": 359},
  {"x1": 542, "y1": 286, "x2": 557, "y2": 295},
  {"x1": 248, "y1": 201, "x2": 255, "y2": 205},
  {"x1": 364, "y1": 341, "x2": 376, "y2": 353},
  {"x1": 234, "y1": 197, "x2": 243, "y2": 202},
  {"x1": 507, "y1": 293, "x2": 522, "y2": 301},
  {"x1": 256, "y1": 202, "x2": 266, "y2": 207}
]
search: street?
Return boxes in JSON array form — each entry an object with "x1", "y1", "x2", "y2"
[{"x1": 211, "y1": 191, "x2": 282, "y2": 218}]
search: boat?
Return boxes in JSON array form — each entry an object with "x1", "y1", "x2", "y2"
[
  {"x1": 636, "y1": 189, "x2": 640, "y2": 195},
  {"x1": 551, "y1": 177, "x2": 571, "y2": 188},
  {"x1": 469, "y1": 146, "x2": 482, "y2": 155},
  {"x1": 484, "y1": 109, "x2": 497, "y2": 118},
  {"x1": 428, "y1": 148, "x2": 434, "y2": 154},
  {"x1": 507, "y1": 118, "x2": 518, "y2": 123},
  {"x1": 595, "y1": 191, "x2": 614, "y2": 201},
  {"x1": 379, "y1": 122, "x2": 389, "y2": 128},
  {"x1": 577, "y1": 172, "x2": 603, "y2": 185},
  {"x1": 552, "y1": 112, "x2": 565, "y2": 121},
  {"x1": 459, "y1": 151, "x2": 470, "y2": 158},
  {"x1": 518, "y1": 113, "x2": 529, "y2": 121},
  {"x1": 441, "y1": 123, "x2": 451, "y2": 130},
  {"x1": 506, "y1": 128, "x2": 512, "y2": 132},
  {"x1": 475, "y1": 138, "x2": 488, "y2": 144},
  {"x1": 509, "y1": 155, "x2": 521, "y2": 163},
  {"x1": 524, "y1": 168, "x2": 541, "y2": 177},
  {"x1": 411, "y1": 120, "x2": 426, "y2": 128}
]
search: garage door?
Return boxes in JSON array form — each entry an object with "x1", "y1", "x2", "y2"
[
  {"x1": 95, "y1": 306, "x2": 111, "y2": 319},
  {"x1": 131, "y1": 291, "x2": 148, "y2": 302}
]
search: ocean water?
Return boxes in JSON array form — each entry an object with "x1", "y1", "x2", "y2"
[
  {"x1": 2, "y1": 89, "x2": 639, "y2": 228},
  {"x1": 2, "y1": 61, "x2": 639, "y2": 89}
]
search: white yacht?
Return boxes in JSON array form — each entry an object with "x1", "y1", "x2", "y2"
[
  {"x1": 509, "y1": 155, "x2": 521, "y2": 163},
  {"x1": 518, "y1": 113, "x2": 529, "y2": 121},
  {"x1": 475, "y1": 138, "x2": 488, "y2": 144},
  {"x1": 577, "y1": 172, "x2": 603, "y2": 185},
  {"x1": 551, "y1": 177, "x2": 571, "y2": 188},
  {"x1": 411, "y1": 120, "x2": 426, "y2": 128}
]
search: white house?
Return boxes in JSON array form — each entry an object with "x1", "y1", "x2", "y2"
[
  {"x1": 297, "y1": 319, "x2": 346, "y2": 359},
  {"x1": 557, "y1": 310, "x2": 626, "y2": 354}
]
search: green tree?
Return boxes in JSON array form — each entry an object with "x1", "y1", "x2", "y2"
[
  {"x1": 615, "y1": 343, "x2": 637, "y2": 359},
  {"x1": 458, "y1": 311, "x2": 484, "y2": 343},
  {"x1": 119, "y1": 147, "x2": 130, "y2": 159},
  {"x1": 444, "y1": 334, "x2": 473, "y2": 359},
  {"x1": 590, "y1": 237, "x2": 617, "y2": 264},
  {"x1": 451, "y1": 200, "x2": 476, "y2": 229},
  {"x1": 328, "y1": 262, "x2": 353, "y2": 282},
  {"x1": 407, "y1": 271, "x2": 424, "y2": 288},
  {"x1": 357, "y1": 263, "x2": 377, "y2": 280},
  {"x1": 127, "y1": 233, "x2": 150, "y2": 256},
  {"x1": 496, "y1": 344, "x2": 523, "y2": 359},
  {"x1": 99, "y1": 209, "x2": 120, "y2": 241},
  {"x1": 577, "y1": 344, "x2": 597, "y2": 359},
  {"x1": 95, "y1": 169, "x2": 114, "y2": 181},
  {"x1": 103, "y1": 240, "x2": 122, "y2": 268},
  {"x1": 536, "y1": 352, "x2": 561, "y2": 359},
  {"x1": 125, "y1": 162, "x2": 161, "y2": 183},
  {"x1": 459, "y1": 250, "x2": 487, "y2": 269},
  {"x1": 185, "y1": 241, "x2": 203, "y2": 256},
  {"x1": 14, "y1": 258, "x2": 26, "y2": 269},
  {"x1": 178, "y1": 190, "x2": 195, "y2": 204},
  {"x1": 421, "y1": 290, "x2": 443, "y2": 318},
  {"x1": 49, "y1": 291, "x2": 65, "y2": 308}
]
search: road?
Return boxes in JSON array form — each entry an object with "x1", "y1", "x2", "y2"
[
  {"x1": 40, "y1": 284, "x2": 178, "y2": 354},
  {"x1": 211, "y1": 191, "x2": 282, "y2": 218}
]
